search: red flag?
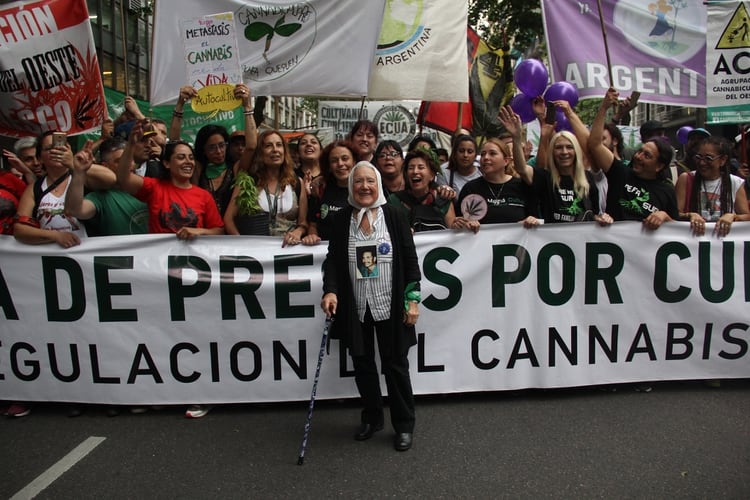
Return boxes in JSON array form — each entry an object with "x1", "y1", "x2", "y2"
[
  {"x1": 418, "y1": 101, "x2": 473, "y2": 136},
  {"x1": 418, "y1": 27, "x2": 514, "y2": 141}
]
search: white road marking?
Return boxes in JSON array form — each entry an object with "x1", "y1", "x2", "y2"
[{"x1": 10, "y1": 436, "x2": 106, "y2": 500}]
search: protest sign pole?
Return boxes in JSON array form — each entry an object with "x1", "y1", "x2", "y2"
[
  {"x1": 358, "y1": 96, "x2": 366, "y2": 121},
  {"x1": 596, "y1": 0, "x2": 614, "y2": 88}
]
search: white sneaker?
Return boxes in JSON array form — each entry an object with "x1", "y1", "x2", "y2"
[
  {"x1": 185, "y1": 405, "x2": 214, "y2": 419},
  {"x1": 7, "y1": 403, "x2": 31, "y2": 417}
]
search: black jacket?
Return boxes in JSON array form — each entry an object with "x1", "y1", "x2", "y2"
[{"x1": 322, "y1": 204, "x2": 421, "y2": 357}]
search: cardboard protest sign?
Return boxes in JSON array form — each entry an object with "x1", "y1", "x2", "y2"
[{"x1": 181, "y1": 12, "x2": 243, "y2": 117}]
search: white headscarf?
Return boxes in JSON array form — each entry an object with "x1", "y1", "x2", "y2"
[{"x1": 348, "y1": 161, "x2": 387, "y2": 228}]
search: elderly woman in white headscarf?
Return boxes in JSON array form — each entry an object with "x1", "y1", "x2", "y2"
[{"x1": 321, "y1": 161, "x2": 421, "y2": 452}]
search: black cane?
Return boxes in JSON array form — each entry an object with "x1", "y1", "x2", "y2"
[{"x1": 297, "y1": 316, "x2": 333, "y2": 465}]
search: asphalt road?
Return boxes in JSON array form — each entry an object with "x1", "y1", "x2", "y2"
[{"x1": 2, "y1": 380, "x2": 749, "y2": 499}]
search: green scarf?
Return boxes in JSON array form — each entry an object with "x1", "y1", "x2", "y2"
[{"x1": 205, "y1": 163, "x2": 226, "y2": 179}]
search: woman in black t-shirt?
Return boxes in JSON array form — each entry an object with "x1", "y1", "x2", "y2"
[
  {"x1": 498, "y1": 105, "x2": 607, "y2": 225},
  {"x1": 302, "y1": 140, "x2": 357, "y2": 244},
  {"x1": 457, "y1": 138, "x2": 536, "y2": 227}
]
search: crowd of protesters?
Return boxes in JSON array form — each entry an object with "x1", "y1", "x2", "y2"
[{"x1": 1, "y1": 85, "x2": 748, "y2": 448}]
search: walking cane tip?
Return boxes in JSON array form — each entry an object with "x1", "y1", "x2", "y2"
[{"x1": 297, "y1": 456, "x2": 305, "y2": 465}]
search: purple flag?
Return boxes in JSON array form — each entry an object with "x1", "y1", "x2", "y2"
[{"x1": 541, "y1": 0, "x2": 706, "y2": 107}]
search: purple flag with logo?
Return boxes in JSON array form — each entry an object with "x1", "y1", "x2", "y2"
[{"x1": 541, "y1": 0, "x2": 706, "y2": 107}]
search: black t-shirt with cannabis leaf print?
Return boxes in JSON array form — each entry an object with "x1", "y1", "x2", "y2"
[
  {"x1": 605, "y1": 158, "x2": 678, "y2": 221},
  {"x1": 531, "y1": 167, "x2": 600, "y2": 223},
  {"x1": 457, "y1": 176, "x2": 535, "y2": 224}
]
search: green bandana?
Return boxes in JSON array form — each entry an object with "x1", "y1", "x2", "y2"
[
  {"x1": 404, "y1": 281, "x2": 421, "y2": 311},
  {"x1": 205, "y1": 163, "x2": 226, "y2": 179}
]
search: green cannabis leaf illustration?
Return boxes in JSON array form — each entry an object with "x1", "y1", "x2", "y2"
[
  {"x1": 384, "y1": 111, "x2": 403, "y2": 122},
  {"x1": 244, "y1": 15, "x2": 302, "y2": 61}
]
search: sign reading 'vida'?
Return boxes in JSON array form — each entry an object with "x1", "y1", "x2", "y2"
[{"x1": 181, "y1": 12, "x2": 243, "y2": 116}]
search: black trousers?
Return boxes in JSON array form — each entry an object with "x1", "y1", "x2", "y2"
[{"x1": 352, "y1": 308, "x2": 415, "y2": 433}]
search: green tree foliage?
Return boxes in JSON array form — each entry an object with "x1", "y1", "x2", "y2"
[
  {"x1": 575, "y1": 99, "x2": 604, "y2": 127},
  {"x1": 469, "y1": 0, "x2": 544, "y2": 53},
  {"x1": 300, "y1": 97, "x2": 320, "y2": 116}
]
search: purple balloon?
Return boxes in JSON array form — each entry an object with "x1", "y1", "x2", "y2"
[
  {"x1": 509, "y1": 94, "x2": 536, "y2": 124},
  {"x1": 676, "y1": 126, "x2": 693, "y2": 145},
  {"x1": 545, "y1": 81, "x2": 579, "y2": 108},
  {"x1": 555, "y1": 109, "x2": 572, "y2": 132},
  {"x1": 514, "y1": 59, "x2": 548, "y2": 97}
]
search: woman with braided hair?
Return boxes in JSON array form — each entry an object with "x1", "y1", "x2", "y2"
[{"x1": 676, "y1": 136, "x2": 749, "y2": 237}]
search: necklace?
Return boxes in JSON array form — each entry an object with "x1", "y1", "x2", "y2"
[
  {"x1": 265, "y1": 182, "x2": 282, "y2": 219},
  {"x1": 485, "y1": 178, "x2": 507, "y2": 199}
]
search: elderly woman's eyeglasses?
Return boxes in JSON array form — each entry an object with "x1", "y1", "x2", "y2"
[{"x1": 205, "y1": 142, "x2": 228, "y2": 153}]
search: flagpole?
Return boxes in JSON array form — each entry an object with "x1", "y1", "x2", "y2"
[
  {"x1": 455, "y1": 103, "x2": 464, "y2": 134},
  {"x1": 147, "y1": 1, "x2": 156, "y2": 114},
  {"x1": 119, "y1": 1, "x2": 130, "y2": 95},
  {"x1": 357, "y1": 96, "x2": 367, "y2": 121},
  {"x1": 274, "y1": 97, "x2": 280, "y2": 129},
  {"x1": 596, "y1": 0, "x2": 614, "y2": 88}
]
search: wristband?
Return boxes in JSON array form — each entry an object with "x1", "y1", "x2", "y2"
[
  {"x1": 404, "y1": 281, "x2": 421, "y2": 311},
  {"x1": 243, "y1": 109, "x2": 254, "y2": 116}
]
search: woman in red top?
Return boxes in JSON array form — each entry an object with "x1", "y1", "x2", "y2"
[
  {"x1": 116, "y1": 121, "x2": 223, "y2": 419},
  {"x1": 117, "y1": 121, "x2": 224, "y2": 240},
  {"x1": 0, "y1": 161, "x2": 28, "y2": 235}
]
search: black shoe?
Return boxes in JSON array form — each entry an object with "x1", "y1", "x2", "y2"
[
  {"x1": 354, "y1": 422, "x2": 384, "y2": 441},
  {"x1": 394, "y1": 432, "x2": 413, "y2": 451}
]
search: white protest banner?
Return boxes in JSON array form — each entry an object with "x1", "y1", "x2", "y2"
[
  {"x1": 152, "y1": 0, "x2": 386, "y2": 105},
  {"x1": 181, "y1": 12, "x2": 243, "y2": 117},
  {"x1": 0, "y1": 0, "x2": 106, "y2": 137},
  {"x1": 367, "y1": 0, "x2": 469, "y2": 101},
  {"x1": 318, "y1": 100, "x2": 443, "y2": 147},
  {"x1": 1, "y1": 223, "x2": 748, "y2": 405},
  {"x1": 706, "y1": 1, "x2": 750, "y2": 124}
]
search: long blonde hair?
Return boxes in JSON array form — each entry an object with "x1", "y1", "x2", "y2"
[{"x1": 547, "y1": 131, "x2": 589, "y2": 199}]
